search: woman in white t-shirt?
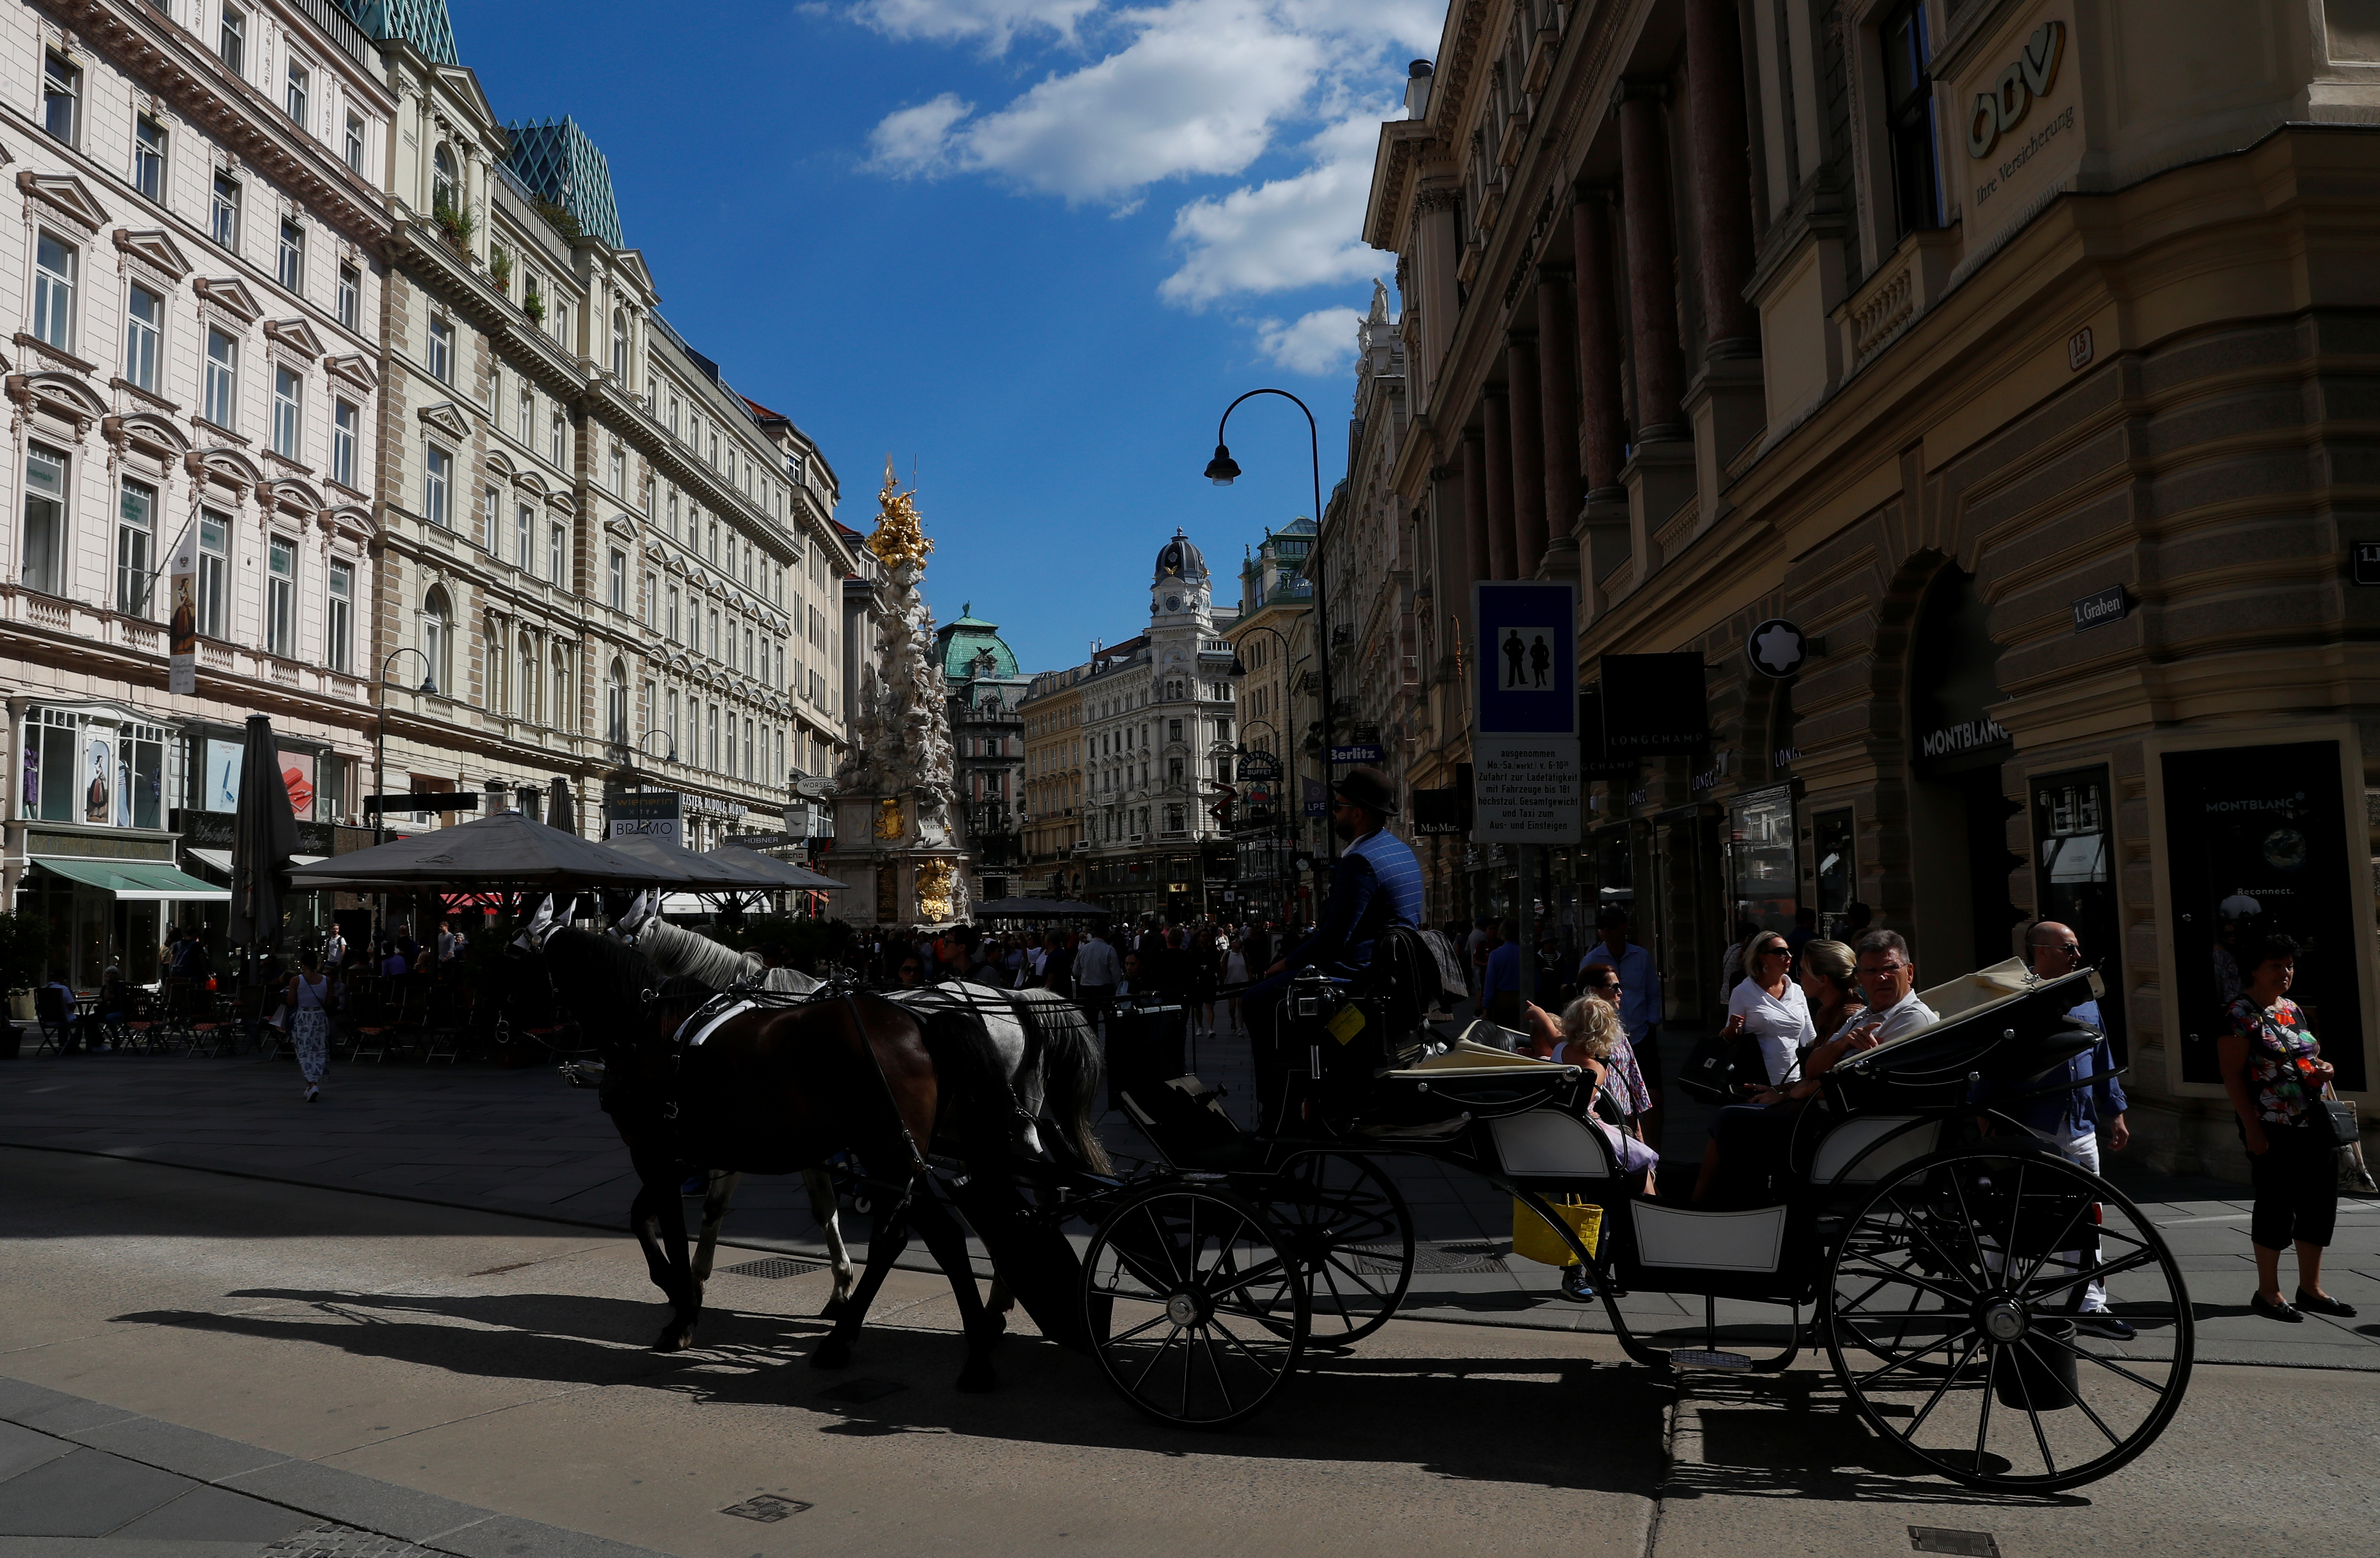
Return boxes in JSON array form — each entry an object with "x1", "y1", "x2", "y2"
[{"x1": 1723, "y1": 929, "x2": 1814, "y2": 1087}]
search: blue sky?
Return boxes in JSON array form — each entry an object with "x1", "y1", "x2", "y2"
[{"x1": 446, "y1": 0, "x2": 1440, "y2": 674}]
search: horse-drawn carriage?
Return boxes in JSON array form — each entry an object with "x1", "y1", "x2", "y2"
[
  {"x1": 1019, "y1": 949, "x2": 2191, "y2": 1492},
  {"x1": 532, "y1": 920, "x2": 2190, "y2": 1496}
]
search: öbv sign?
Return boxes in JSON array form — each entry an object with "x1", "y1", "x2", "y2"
[{"x1": 1966, "y1": 20, "x2": 2064, "y2": 159}]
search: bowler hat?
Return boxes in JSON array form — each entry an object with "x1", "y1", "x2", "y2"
[{"x1": 1330, "y1": 767, "x2": 1399, "y2": 816}]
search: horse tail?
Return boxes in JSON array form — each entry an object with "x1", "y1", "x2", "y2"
[{"x1": 1010, "y1": 989, "x2": 1112, "y2": 1176}]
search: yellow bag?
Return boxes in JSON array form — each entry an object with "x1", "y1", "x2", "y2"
[{"x1": 1512, "y1": 1196, "x2": 1603, "y2": 1268}]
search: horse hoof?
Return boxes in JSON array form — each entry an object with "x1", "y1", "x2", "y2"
[
  {"x1": 956, "y1": 1361, "x2": 998, "y2": 1394},
  {"x1": 811, "y1": 1336, "x2": 852, "y2": 1371},
  {"x1": 652, "y1": 1325, "x2": 694, "y2": 1353},
  {"x1": 986, "y1": 1311, "x2": 1008, "y2": 1341},
  {"x1": 821, "y1": 1293, "x2": 851, "y2": 1322}
]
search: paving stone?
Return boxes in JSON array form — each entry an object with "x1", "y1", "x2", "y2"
[
  {"x1": 64, "y1": 1416, "x2": 290, "y2": 1484},
  {"x1": 0, "y1": 1424, "x2": 71, "y2": 1486},
  {"x1": 108, "y1": 1484, "x2": 321, "y2": 1543},
  {"x1": 219, "y1": 1462, "x2": 497, "y2": 1546},
  {"x1": 0, "y1": 1449, "x2": 196, "y2": 1537}
]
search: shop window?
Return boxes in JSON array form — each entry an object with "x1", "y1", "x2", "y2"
[
  {"x1": 1812, "y1": 808, "x2": 1856, "y2": 940},
  {"x1": 22, "y1": 707, "x2": 164, "y2": 828},
  {"x1": 2032, "y1": 767, "x2": 2122, "y2": 1061}
]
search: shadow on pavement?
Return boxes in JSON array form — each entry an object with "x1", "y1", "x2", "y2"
[{"x1": 109, "y1": 1286, "x2": 1673, "y2": 1494}]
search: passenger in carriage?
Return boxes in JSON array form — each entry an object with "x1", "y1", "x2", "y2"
[
  {"x1": 1690, "y1": 937, "x2": 1916, "y2": 1206},
  {"x1": 1518, "y1": 994, "x2": 1659, "y2": 1187}
]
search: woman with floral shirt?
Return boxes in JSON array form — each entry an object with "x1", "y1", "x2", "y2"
[{"x1": 2219, "y1": 932, "x2": 2354, "y2": 1323}]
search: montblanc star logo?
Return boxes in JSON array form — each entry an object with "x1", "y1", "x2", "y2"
[{"x1": 1754, "y1": 623, "x2": 1804, "y2": 674}]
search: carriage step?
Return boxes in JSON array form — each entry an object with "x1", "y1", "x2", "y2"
[{"x1": 1669, "y1": 1348, "x2": 1754, "y2": 1371}]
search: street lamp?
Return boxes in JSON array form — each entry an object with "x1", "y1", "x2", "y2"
[
  {"x1": 637, "y1": 728, "x2": 676, "y2": 764},
  {"x1": 373, "y1": 648, "x2": 436, "y2": 848},
  {"x1": 1205, "y1": 387, "x2": 1336, "y2": 861}
]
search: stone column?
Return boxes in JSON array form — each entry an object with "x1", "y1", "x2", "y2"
[
  {"x1": 1506, "y1": 334, "x2": 1547, "y2": 578},
  {"x1": 1617, "y1": 83, "x2": 1688, "y2": 442},
  {"x1": 1414, "y1": 188, "x2": 1464, "y2": 413},
  {"x1": 1571, "y1": 191, "x2": 1630, "y2": 499},
  {"x1": 1481, "y1": 390, "x2": 1517, "y2": 581},
  {"x1": 1461, "y1": 428, "x2": 1491, "y2": 586},
  {"x1": 1685, "y1": 0, "x2": 1759, "y2": 360},
  {"x1": 1534, "y1": 269, "x2": 1581, "y2": 581}
]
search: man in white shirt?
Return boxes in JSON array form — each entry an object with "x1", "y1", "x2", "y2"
[
  {"x1": 1072, "y1": 928, "x2": 1122, "y2": 1017},
  {"x1": 1841, "y1": 929, "x2": 1939, "y2": 1048}
]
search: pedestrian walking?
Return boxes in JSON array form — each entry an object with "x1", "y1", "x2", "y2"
[
  {"x1": 1221, "y1": 934, "x2": 1251, "y2": 1031},
  {"x1": 2219, "y1": 931, "x2": 2355, "y2": 1322},
  {"x1": 285, "y1": 947, "x2": 334, "y2": 1104},
  {"x1": 1073, "y1": 926, "x2": 1122, "y2": 1020}
]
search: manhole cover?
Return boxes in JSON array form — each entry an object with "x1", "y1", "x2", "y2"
[
  {"x1": 723, "y1": 1494, "x2": 813, "y2": 1523},
  {"x1": 1352, "y1": 1242, "x2": 1507, "y2": 1275},
  {"x1": 820, "y1": 1376, "x2": 907, "y2": 1403},
  {"x1": 723, "y1": 1256, "x2": 826, "y2": 1279},
  {"x1": 1909, "y1": 1529, "x2": 2000, "y2": 1558},
  {"x1": 262, "y1": 1524, "x2": 427, "y2": 1558}
]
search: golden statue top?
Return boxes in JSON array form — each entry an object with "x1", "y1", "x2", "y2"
[{"x1": 868, "y1": 456, "x2": 932, "y2": 574}]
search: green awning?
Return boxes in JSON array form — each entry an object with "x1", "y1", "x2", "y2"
[{"x1": 32, "y1": 858, "x2": 231, "y2": 903}]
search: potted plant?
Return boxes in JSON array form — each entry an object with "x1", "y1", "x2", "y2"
[
  {"x1": 523, "y1": 283, "x2": 546, "y2": 325},
  {"x1": 489, "y1": 245, "x2": 513, "y2": 291},
  {"x1": 431, "y1": 199, "x2": 477, "y2": 249},
  {"x1": 0, "y1": 911, "x2": 50, "y2": 1058}
]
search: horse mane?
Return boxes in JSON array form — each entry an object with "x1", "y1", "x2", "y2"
[{"x1": 541, "y1": 928, "x2": 662, "y2": 1046}]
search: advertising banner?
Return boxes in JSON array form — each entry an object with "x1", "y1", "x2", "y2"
[
  {"x1": 167, "y1": 528, "x2": 198, "y2": 696},
  {"x1": 203, "y1": 738, "x2": 242, "y2": 811},
  {"x1": 278, "y1": 750, "x2": 316, "y2": 820}
]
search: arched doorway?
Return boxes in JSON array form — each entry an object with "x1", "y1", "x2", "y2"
[{"x1": 1904, "y1": 564, "x2": 2023, "y2": 974}]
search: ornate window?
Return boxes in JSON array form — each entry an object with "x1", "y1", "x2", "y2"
[
  {"x1": 432, "y1": 145, "x2": 459, "y2": 218},
  {"x1": 31, "y1": 234, "x2": 75, "y2": 351},
  {"x1": 421, "y1": 587, "x2": 453, "y2": 693}
]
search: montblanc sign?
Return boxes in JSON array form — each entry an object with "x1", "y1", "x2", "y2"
[{"x1": 1920, "y1": 719, "x2": 2010, "y2": 760}]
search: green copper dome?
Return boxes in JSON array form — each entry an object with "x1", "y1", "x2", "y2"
[{"x1": 936, "y1": 604, "x2": 1019, "y2": 681}]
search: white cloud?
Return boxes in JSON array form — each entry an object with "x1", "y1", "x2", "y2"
[
  {"x1": 1158, "y1": 111, "x2": 1381, "y2": 306},
  {"x1": 866, "y1": 92, "x2": 977, "y2": 176},
  {"x1": 855, "y1": 0, "x2": 1105, "y2": 51},
  {"x1": 857, "y1": 0, "x2": 1436, "y2": 356},
  {"x1": 1254, "y1": 307, "x2": 1359, "y2": 376}
]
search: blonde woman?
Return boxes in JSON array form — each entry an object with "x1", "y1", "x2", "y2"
[{"x1": 1523, "y1": 995, "x2": 1659, "y2": 1182}]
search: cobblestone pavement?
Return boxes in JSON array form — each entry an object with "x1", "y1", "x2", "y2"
[{"x1": 3, "y1": 1019, "x2": 2374, "y2": 1371}]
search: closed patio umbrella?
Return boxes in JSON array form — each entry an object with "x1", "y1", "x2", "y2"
[
  {"x1": 547, "y1": 775, "x2": 576, "y2": 835},
  {"x1": 228, "y1": 714, "x2": 300, "y2": 949}
]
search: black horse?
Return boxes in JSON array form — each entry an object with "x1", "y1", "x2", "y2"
[{"x1": 531, "y1": 927, "x2": 1104, "y2": 1391}]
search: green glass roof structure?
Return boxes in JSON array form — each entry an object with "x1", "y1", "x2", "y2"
[
  {"x1": 335, "y1": 0, "x2": 459, "y2": 65},
  {"x1": 504, "y1": 117, "x2": 626, "y2": 249}
]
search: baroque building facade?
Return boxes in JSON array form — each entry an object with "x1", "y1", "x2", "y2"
[
  {"x1": 1018, "y1": 662, "x2": 1085, "y2": 898},
  {"x1": 2, "y1": 0, "x2": 398, "y2": 981},
  {"x1": 934, "y1": 605, "x2": 1026, "y2": 896},
  {"x1": 1224, "y1": 518, "x2": 1316, "y2": 923},
  {"x1": 359, "y1": 3, "x2": 849, "y2": 853},
  {"x1": 1362, "y1": 0, "x2": 2380, "y2": 1175}
]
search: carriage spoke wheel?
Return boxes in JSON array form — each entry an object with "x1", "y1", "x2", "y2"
[
  {"x1": 1823, "y1": 1149, "x2": 2193, "y2": 1491},
  {"x1": 1258, "y1": 1151, "x2": 1414, "y2": 1345},
  {"x1": 1081, "y1": 1183, "x2": 1308, "y2": 1428}
]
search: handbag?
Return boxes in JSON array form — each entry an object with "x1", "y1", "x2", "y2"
[
  {"x1": 1678, "y1": 1028, "x2": 1757, "y2": 1107},
  {"x1": 1512, "y1": 1196, "x2": 1603, "y2": 1268},
  {"x1": 2315, "y1": 1084, "x2": 2362, "y2": 1149}
]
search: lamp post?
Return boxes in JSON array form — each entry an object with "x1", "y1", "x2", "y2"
[
  {"x1": 372, "y1": 648, "x2": 435, "y2": 848},
  {"x1": 372, "y1": 647, "x2": 434, "y2": 952},
  {"x1": 1205, "y1": 387, "x2": 1337, "y2": 863}
]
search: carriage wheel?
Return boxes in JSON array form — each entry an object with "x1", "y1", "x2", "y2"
[
  {"x1": 1258, "y1": 1151, "x2": 1415, "y2": 1346},
  {"x1": 1822, "y1": 1147, "x2": 2193, "y2": 1491},
  {"x1": 1080, "y1": 1181, "x2": 1308, "y2": 1428}
]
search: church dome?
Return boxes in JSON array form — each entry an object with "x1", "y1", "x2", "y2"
[
  {"x1": 935, "y1": 604, "x2": 1020, "y2": 681},
  {"x1": 1154, "y1": 529, "x2": 1209, "y2": 583}
]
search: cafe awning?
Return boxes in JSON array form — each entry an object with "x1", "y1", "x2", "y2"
[
  {"x1": 32, "y1": 858, "x2": 231, "y2": 902},
  {"x1": 186, "y1": 848, "x2": 326, "y2": 874}
]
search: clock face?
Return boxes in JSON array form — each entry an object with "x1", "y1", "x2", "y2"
[
  {"x1": 1161, "y1": 544, "x2": 1181, "y2": 574},
  {"x1": 1165, "y1": 594, "x2": 1182, "y2": 612}
]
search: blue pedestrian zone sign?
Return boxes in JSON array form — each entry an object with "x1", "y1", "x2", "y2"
[{"x1": 1474, "y1": 581, "x2": 1577, "y2": 736}]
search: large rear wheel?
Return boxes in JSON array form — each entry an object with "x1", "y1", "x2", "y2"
[
  {"x1": 1822, "y1": 1147, "x2": 2193, "y2": 1491},
  {"x1": 1081, "y1": 1181, "x2": 1308, "y2": 1428}
]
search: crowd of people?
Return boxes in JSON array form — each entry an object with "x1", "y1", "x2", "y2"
[{"x1": 847, "y1": 915, "x2": 1313, "y2": 1038}]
